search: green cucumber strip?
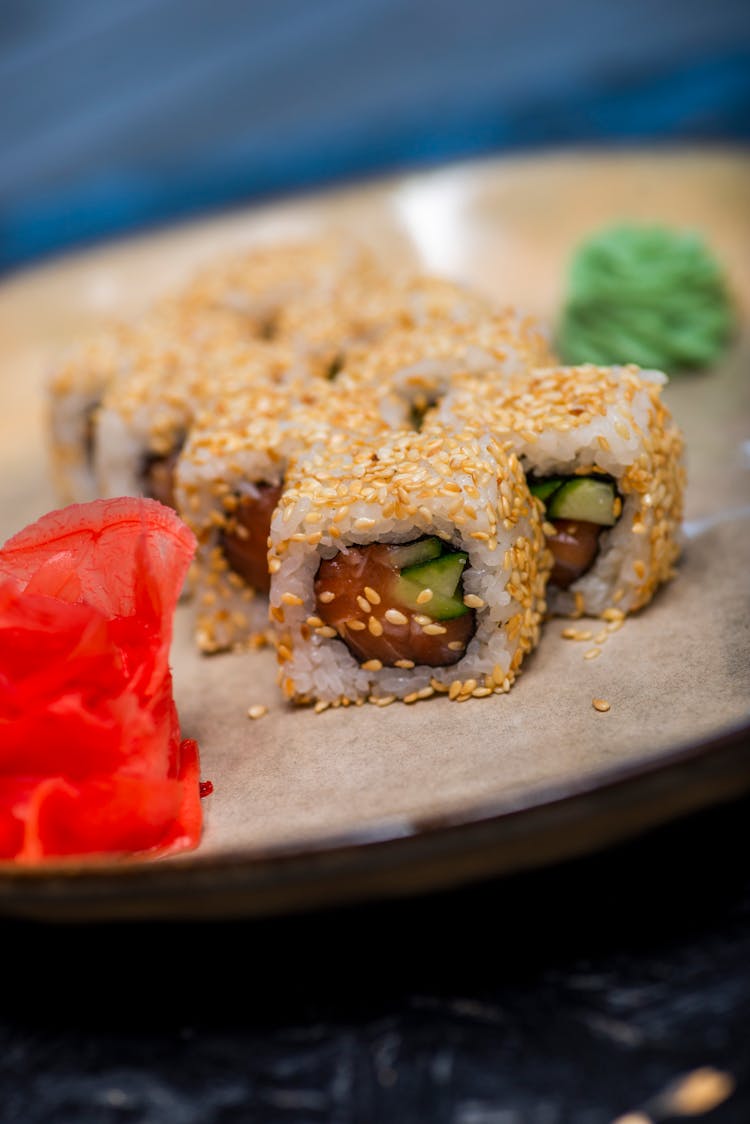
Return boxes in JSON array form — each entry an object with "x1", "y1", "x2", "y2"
[
  {"x1": 394, "y1": 578, "x2": 470, "y2": 620},
  {"x1": 385, "y1": 537, "x2": 443, "y2": 569},
  {"x1": 395, "y1": 551, "x2": 470, "y2": 621},
  {"x1": 528, "y1": 476, "x2": 565, "y2": 502},
  {"x1": 400, "y1": 552, "x2": 468, "y2": 597},
  {"x1": 546, "y1": 477, "x2": 617, "y2": 526}
]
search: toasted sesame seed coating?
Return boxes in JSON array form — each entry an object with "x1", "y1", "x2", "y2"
[
  {"x1": 435, "y1": 363, "x2": 684, "y2": 617},
  {"x1": 176, "y1": 375, "x2": 392, "y2": 651},
  {"x1": 268, "y1": 420, "x2": 550, "y2": 705},
  {"x1": 47, "y1": 236, "x2": 380, "y2": 504}
]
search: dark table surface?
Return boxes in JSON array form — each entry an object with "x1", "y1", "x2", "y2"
[{"x1": 4, "y1": 789, "x2": 749, "y2": 1123}]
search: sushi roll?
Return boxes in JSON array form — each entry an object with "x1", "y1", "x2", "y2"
[
  {"x1": 267, "y1": 422, "x2": 550, "y2": 706},
  {"x1": 275, "y1": 273, "x2": 498, "y2": 377},
  {"x1": 178, "y1": 234, "x2": 382, "y2": 335},
  {"x1": 48, "y1": 317, "x2": 143, "y2": 504},
  {"x1": 47, "y1": 299, "x2": 255, "y2": 504},
  {"x1": 47, "y1": 235, "x2": 377, "y2": 504},
  {"x1": 339, "y1": 309, "x2": 555, "y2": 423},
  {"x1": 175, "y1": 378, "x2": 401, "y2": 653},
  {"x1": 94, "y1": 332, "x2": 315, "y2": 507},
  {"x1": 435, "y1": 364, "x2": 685, "y2": 617}
]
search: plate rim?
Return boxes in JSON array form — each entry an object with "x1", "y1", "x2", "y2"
[{"x1": 0, "y1": 714, "x2": 747, "y2": 917}]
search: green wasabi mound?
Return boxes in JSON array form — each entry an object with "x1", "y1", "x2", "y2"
[{"x1": 557, "y1": 224, "x2": 735, "y2": 372}]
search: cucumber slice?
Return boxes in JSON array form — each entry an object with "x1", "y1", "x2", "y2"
[
  {"x1": 546, "y1": 478, "x2": 617, "y2": 526},
  {"x1": 395, "y1": 552, "x2": 469, "y2": 620},
  {"x1": 385, "y1": 537, "x2": 443, "y2": 569},
  {"x1": 528, "y1": 476, "x2": 565, "y2": 502}
]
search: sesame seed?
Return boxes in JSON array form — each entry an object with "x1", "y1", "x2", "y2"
[
  {"x1": 368, "y1": 617, "x2": 384, "y2": 637},
  {"x1": 463, "y1": 594, "x2": 484, "y2": 608},
  {"x1": 385, "y1": 608, "x2": 408, "y2": 625},
  {"x1": 414, "y1": 613, "x2": 432, "y2": 626},
  {"x1": 422, "y1": 622, "x2": 447, "y2": 635},
  {"x1": 281, "y1": 592, "x2": 303, "y2": 606},
  {"x1": 347, "y1": 619, "x2": 366, "y2": 631},
  {"x1": 318, "y1": 590, "x2": 335, "y2": 603},
  {"x1": 316, "y1": 625, "x2": 338, "y2": 638},
  {"x1": 395, "y1": 658, "x2": 415, "y2": 668},
  {"x1": 356, "y1": 595, "x2": 372, "y2": 613},
  {"x1": 354, "y1": 517, "x2": 376, "y2": 530},
  {"x1": 561, "y1": 627, "x2": 592, "y2": 641},
  {"x1": 416, "y1": 588, "x2": 433, "y2": 604},
  {"x1": 584, "y1": 647, "x2": 601, "y2": 660},
  {"x1": 364, "y1": 586, "x2": 381, "y2": 605},
  {"x1": 247, "y1": 705, "x2": 268, "y2": 720},
  {"x1": 306, "y1": 615, "x2": 324, "y2": 627},
  {"x1": 314, "y1": 700, "x2": 330, "y2": 714},
  {"x1": 447, "y1": 640, "x2": 465, "y2": 651},
  {"x1": 592, "y1": 698, "x2": 610, "y2": 712},
  {"x1": 403, "y1": 691, "x2": 419, "y2": 704},
  {"x1": 361, "y1": 659, "x2": 383, "y2": 671}
]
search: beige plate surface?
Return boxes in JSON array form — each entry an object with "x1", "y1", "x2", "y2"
[{"x1": 0, "y1": 148, "x2": 749, "y2": 921}]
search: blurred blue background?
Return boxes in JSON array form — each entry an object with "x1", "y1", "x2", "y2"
[{"x1": 1, "y1": 0, "x2": 749, "y2": 273}]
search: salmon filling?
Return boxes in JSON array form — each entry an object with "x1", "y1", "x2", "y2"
[
  {"x1": 547, "y1": 520, "x2": 603, "y2": 589},
  {"x1": 314, "y1": 543, "x2": 475, "y2": 668},
  {"x1": 220, "y1": 482, "x2": 283, "y2": 594},
  {"x1": 140, "y1": 448, "x2": 182, "y2": 511},
  {"x1": 528, "y1": 474, "x2": 618, "y2": 590}
]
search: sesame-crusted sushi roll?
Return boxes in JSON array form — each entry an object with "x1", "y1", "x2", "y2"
[
  {"x1": 267, "y1": 423, "x2": 550, "y2": 707},
  {"x1": 435, "y1": 364, "x2": 685, "y2": 617},
  {"x1": 47, "y1": 235, "x2": 372, "y2": 505},
  {"x1": 175, "y1": 379, "x2": 401, "y2": 653},
  {"x1": 94, "y1": 330, "x2": 314, "y2": 508},
  {"x1": 47, "y1": 300, "x2": 255, "y2": 504},
  {"x1": 179, "y1": 235, "x2": 382, "y2": 336},
  {"x1": 340, "y1": 310, "x2": 554, "y2": 423},
  {"x1": 275, "y1": 273, "x2": 498, "y2": 377},
  {"x1": 48, "y1": 318, "x2": 142, "y2": 503}
]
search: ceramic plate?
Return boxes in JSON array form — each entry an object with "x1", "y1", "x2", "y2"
[{"x1": 0, "y1": 148, "x2": 748, "y2": 921}]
